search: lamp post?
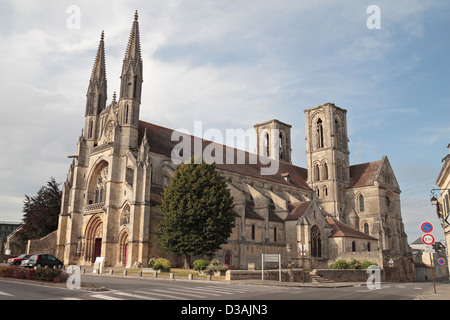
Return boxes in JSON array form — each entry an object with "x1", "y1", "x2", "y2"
[{"x1": 430, "y1": 188, "x2": 450, "y2": 226}]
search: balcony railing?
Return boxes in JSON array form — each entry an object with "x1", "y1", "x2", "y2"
[{"x1": 84, "y1": 202, "x2": 105, "y2": 212}]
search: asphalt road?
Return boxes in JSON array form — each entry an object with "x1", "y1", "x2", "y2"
[{"x1": 0, "y1": 274, "x2": 436, "y2": 301}]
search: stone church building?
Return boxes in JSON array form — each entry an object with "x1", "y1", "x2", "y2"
[{"x1": 55, "y1": 12, "x2": 414, "y2": 279}]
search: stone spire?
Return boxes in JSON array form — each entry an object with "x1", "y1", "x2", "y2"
[
  {"x1": 86, "y1": 31, "x2": 107, "y2": 116},
  {"x1": 119, "y1": 10, "x2": 143, "y2": 102}
]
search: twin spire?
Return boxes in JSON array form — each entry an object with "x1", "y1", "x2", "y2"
[{"x1": 87, "y1": 10, "x2": 142, "y2": 116}]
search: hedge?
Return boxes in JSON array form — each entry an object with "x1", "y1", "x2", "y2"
[{"x1": 0, "y1": 266, "x2": 68, "y2": 282}]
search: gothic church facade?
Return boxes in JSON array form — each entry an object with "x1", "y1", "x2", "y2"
[{"x1": 55, "y1": 13, "x2": 413, "y2": 279}]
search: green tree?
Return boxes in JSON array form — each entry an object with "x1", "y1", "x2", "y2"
[
  {"x1": 158, "y1": 160, "x2": 235, "y2": 268},
  {"x1": 17, "y1": 177, "x2": 62, "y2": 241}
]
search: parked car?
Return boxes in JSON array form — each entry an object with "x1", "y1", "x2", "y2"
[
  {"x1": 26, "y1": 254, "x2": 63, "y2": 269},
  {"x1": 7, "y1": 254, "x2": 32, "y2": 266}
]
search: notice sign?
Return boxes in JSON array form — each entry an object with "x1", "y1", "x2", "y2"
[
  {"x1": 420, "y1": 222, "x2": 433, "y2": 233},
  {"x1": 422, "y1": 234, "x2": 435, "y2": 246}
]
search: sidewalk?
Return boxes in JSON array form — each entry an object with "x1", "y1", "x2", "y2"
[{"x1": 415, "y1": 280, "x2": 450, "y2": 300}]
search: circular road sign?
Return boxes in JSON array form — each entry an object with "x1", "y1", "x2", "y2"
[
  {"x1": 438, "y1": 258, "x2": 446, "y2": 265},
  {"x1": 422, "y1": 233, "x2": 435, "y2": 245},
  {"x1": 420, "y1": 222, "x2": 433, "y2": 233}
]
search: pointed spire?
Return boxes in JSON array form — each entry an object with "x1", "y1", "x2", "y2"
[
  {"x1": 90, "y1": 30, "x2": 107, "y2": 83},
  {"x1": 86, "y1": 31, "x2": 107, "y2": 116},
  {"x1": 124, "y1": 10, "x2": 142, "y2": 62}
]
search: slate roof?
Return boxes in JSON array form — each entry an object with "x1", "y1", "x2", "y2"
[
  {"x1": 138, "y1": 120, "x2": 311, "y2": 191},
  {"x1": 326, "y1": 216, "x2": 378, "y2": 240}
]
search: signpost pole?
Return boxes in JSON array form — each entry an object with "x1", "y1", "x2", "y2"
[
  {"x1": 430, "y1": 252, "x2": 437, "y2": 295},
  {"x1": 261, "y1": 254, "x2": 264, "y2": 281},
  {"x1": 278, "y1": 254, "x2": 281, "y2": 282}
]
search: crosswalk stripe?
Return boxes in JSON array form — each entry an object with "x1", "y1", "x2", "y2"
[
  {"x1": 152, "y1": 288, "x2": 207, "y2": 299},
  {"x1": 204, "y1": 285, "x2": 257, "y2": 293},
  {"x1": 0, "y1": 291, "x2": 13, "y2": 297},
  {"x1": 90, "y1": 294, "x2": 125, "y2": 300},
  {"x1": 169, "y1": 287, "x2": 222, "y2": 296},
  {"x1": 114, "y1": 291, "x2": 161, "y2": 300},
  {"x1": 134, "y1": 290, "x2": 189, "y2": 300},
  {"x1": 191, "y1": 286, "x2": 236, "y2": 295},
  {"x1": 62, "y1": 297, "x2": 83, "y2": 300}
]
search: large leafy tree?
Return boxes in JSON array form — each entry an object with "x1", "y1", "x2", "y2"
[
  {"x1": 17, "y1": 177, "x2": 62, "y2": 241},
  {"x1": 158, "y1": 161, "x2": 235, "y2": 268}
]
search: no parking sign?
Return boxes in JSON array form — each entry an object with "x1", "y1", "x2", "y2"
[
  {"x1": 420, "y1": 222, "x2": 433, "y2": 233},
  {"x1": 438, "y1": 258, "x2": 446, "y2": 265}
]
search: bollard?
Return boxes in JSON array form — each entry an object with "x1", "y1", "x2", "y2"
[
  {"x1": 110, "y1": 269, "x2": 114, "y2": 275},
  {"x1": 206, "y1": 275, "x2": 212, "y2": 281},
  {"x1": 138, "y1": 271, "x2": 142, "y2": 277},
  {"x1": 188, "y1": 274, "x2": 193, "y2": 280},
  {"x1": 123, "y1": 270, "x2": 127, "y2": 276},
  {"x1": 169, "y1": 273, "x2": 174, "y2": 279},
  {"x1": 153, "y1": 272, "x2": 158, "y2": 278}
]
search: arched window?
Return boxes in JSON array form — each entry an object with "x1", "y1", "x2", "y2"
[
  {"x1": 323, "y1": 162, "x2": 328, "y2": 180},
  {"x1": 359, "y1": 194, "x2": 365, "y2": 212},
  {"x1": 314, "y1": 163, "x2": 320, "y2": 181},
  {"x1": 363, "y1": 223, "x2": 369, "y2": 234},
  {"x1": 279, "y1": 132, "x2": 284, "y2": 159},
  {"x1": 125, "y1": 105, "x2": 129, "y2": 124},
  {"x1": 310, "y1": 225, "x2": 321, "y2": 257},
  {"x1": 367, "y1": 242, "x2": 371, "y2": 252},
  {"x1": 251, "y1": 225, "x2": 256, "y2": 240},
  {"x1": 264, "y1": 132, "x2": 270, "y2": 157},
  {"x1": 274, "y1": 227, "x2": 277, "y2": 242},
  {"x1": 133, "y1": 75, "x2": 138, "y2": 99},
  {"x1": 88, "y1": 120, "x2": 93, "y2": 138},
  {"x1": 316, "y1": 118, "x2": 324, "y2": 148},
  {"x1": 352, "y1": 241, "x2": 356, "y2": 252}
]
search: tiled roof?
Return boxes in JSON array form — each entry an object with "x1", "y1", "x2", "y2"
[
  {"x1": 326, "y1": 216, "x2": 378, "y2": 240},
  {"x1": 286, "y1": 202, "x2": 311, "y2": 220},
  {"x1": 349, "y1": 160, "x2": 383, "y2": 188},
  {"x1": 139, "y1": 120, "x2": 312, "y2": 191}
]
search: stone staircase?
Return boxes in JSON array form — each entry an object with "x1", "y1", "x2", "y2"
[{"x1": 310, "y1": 270, "x2": 334, "y2": 284}]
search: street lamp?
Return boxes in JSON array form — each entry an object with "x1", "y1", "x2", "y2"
[{"x1": 430, "y1": 188, "x2": 450, "y2": 225}]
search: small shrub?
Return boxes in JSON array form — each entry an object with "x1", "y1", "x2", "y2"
[
  {"x1": 152, "y1": 258, "x2": 171, "y2": 272},
  {"x1": 193, "y1": 260, "x2": 210, "y2": 271},
  {"x1": 148, "y1": 258, "x2": 157, "y2": 269},
  {"x1": 360, "y1": 260, "x2": 378, "y2": 269},
  {"x1": 34, "y1": 267, "x2": 65, "y2": 282},
  {"x1": 329, "y1": 259, "x2": 349, "y2": 269},
  {"x1": 205, "y1": 262, "x2": 228, "y2": 275}
]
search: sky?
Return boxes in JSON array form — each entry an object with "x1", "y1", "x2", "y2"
[{"x1": 0, "y1": 0, "x2": 449, "y2": 244}]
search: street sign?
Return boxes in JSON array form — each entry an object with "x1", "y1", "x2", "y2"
[
  {"x1": 422, "y1": 233, "x2": 435, "y2": 245},
  {"x1": 438, "y1": 258, "x2": 446, "y2": 265},
  {"x1": 420, "y1": 222, "x2": 433, "y2": 233},
  {"x1": 424, "y1": 245, "x2": 435, "y2": 253},
  {"x1": 263, "y1": 254, "x2": 280, "y2": 262}
]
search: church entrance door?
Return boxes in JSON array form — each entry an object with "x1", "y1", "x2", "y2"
[{"x1": 94, "y1": 238, "x2": 102, "y2": 260}]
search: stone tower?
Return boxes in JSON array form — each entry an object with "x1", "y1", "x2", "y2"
[
  {"x1": 118, "y1": 10, "x2": 143, "y2": 154},
  {"x1": 304, "y1": 103, "x2": 350, "y2": 220},
  {"x1": 84, "y1": 31, "x2": 107, "y2": 147},
  {"x1": 254, "y1": 119, "x2": 292, "y2": 163}
]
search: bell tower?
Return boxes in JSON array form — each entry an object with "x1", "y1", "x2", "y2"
[
  {"x1": 254, "y1": 119, "x2": 292, "y2": 164},
  {"x1": 304, "y1": 103, "x2": 350, "y2": 219},
  {"x1": 118, "y1": 11, "x2": 143, "y2": 153}
]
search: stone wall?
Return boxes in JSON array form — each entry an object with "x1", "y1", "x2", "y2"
[
  {"x1": 313, "y1": 269, "x2": 383, "y2": 282},
  {"x1": 27, "y1": 231, "x2": 57, "y2": 257}
]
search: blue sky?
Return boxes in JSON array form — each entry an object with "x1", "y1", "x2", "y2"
[{"x1": 0, "y1": 0, "x2": 449, "y2": 243}]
